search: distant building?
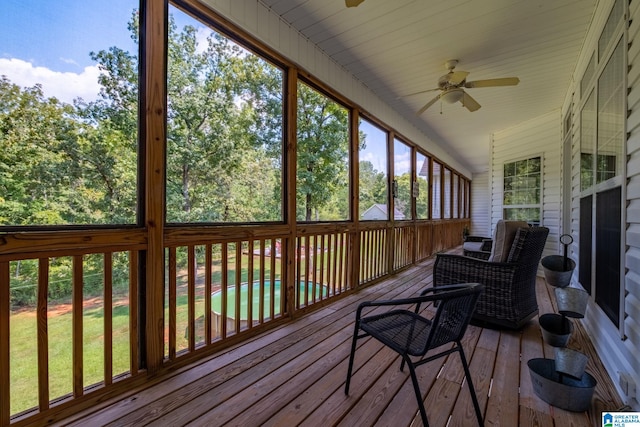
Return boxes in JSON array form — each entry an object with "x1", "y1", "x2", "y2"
[{"x1": 361, "y1": 203, "x2": 406, "y2": 220}]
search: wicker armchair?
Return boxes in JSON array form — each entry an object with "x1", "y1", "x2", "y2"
[
  {"x1": 462, "y1": 235, "x2": 493, "y2": 259},
  {"x1": 434, "y1": 226, "x2": 549, "y2": 329}
]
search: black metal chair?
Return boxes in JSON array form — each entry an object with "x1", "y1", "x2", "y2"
[{"x1": 344, "y1": 283, "x2": 484, "y2": 427}]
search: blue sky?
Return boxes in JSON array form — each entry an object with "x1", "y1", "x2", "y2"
[
  {"x1": 0, "y1": 1, "x2": 202, "y2": 103},
  {"x1": 1, "y1": 0, "x2": 137, "y2": 73}
]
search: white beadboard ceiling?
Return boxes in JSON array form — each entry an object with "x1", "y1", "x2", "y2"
[{"x1": 256, "y1": 0, "x2": 597, "y2": 174}]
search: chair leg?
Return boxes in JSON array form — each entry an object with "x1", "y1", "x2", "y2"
[
  {"x1": 405, "y1": 355, "x2": 429, "y2": 427},
  {"x1": 344, "y1": 322, "x2": 360, "y2": 395},
  {"x1": 457, "y1": 345, "x2": 484, "y2": 427}
]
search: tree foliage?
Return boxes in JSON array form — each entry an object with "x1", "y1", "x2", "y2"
[{"x1": 1, "y1": 8, "x2": 386, "y2": 305}]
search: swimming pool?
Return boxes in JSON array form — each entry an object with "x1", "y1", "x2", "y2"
[{"x1": 211, "y1": 279, "x2": 328, "y2": 320}]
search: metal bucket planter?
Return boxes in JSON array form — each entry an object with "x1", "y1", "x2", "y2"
[
  {"x1": 542, "y1": 256, "x2": 576, "y2": 288},
  {"x1": 527, "y1": 358, "x2": 597, "y2": 412},
  {"x1": 539, "y1": 313, "x2": 573, "y2": 347},
  {"x1": 541, "y1": 234, "x2": 575, "y2": 288},
  {"x1": 554, "y1": 347, "x2": 588, "y2": 379},
  {"x1": 555, "y1": 286, "x2": 589, "y2": 318}
]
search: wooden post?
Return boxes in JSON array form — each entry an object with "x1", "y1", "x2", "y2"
[
  {"x1": 143, "y1": 0, "x2": 168, "y2": 373},
  {"x1": 285, "y1": 67, "x2": 297, "y2": 317},
  {"x1": 349, "y1": 108, "x2": 360, "y2": 289}
]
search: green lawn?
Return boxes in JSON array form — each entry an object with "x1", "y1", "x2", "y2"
[
  {"x1": 8, "y1": 248, "x2": 340, "y2": 416},
  {"x1": 9, "y1": 302, "x2": 131, "y2": 415}
]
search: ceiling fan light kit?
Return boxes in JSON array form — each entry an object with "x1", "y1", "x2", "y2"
[
  {"x1": 442, "y1": 88, "x2": 464, "y2": 103},
  {"x1": 402, "y1": 59, "x2": 520, "y2": 114}
]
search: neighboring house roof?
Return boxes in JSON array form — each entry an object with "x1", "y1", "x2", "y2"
[{"x1": 361, "y1": 203, "x2": 405, "y2": 220}]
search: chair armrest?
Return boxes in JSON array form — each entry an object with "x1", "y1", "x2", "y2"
[
  {"x1": 355, "y1": 283, "x2": 480, "y2": 320},
  {"x1": 464, "y1": 235, "x2": 489, "y2": 242}
]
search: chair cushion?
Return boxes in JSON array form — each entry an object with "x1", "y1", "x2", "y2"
[
  {"x1": 463, "y1": 241, "x2": 485, "y2": 252},
  {"x1": 506, "y1": 227, "x2": 529, "y2": 262},
  {"x1": 488, "y1": 220, "x2": 529, "y2": 262}
]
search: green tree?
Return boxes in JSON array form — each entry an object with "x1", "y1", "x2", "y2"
[
  {"x1": 296, "y1": 83, "x2": 350, "y2": 221},
  {"x1": 394, "y1": 173, "x2": 412, "y2": 219},
  {"x1": 358, "y1": 160, "x2": 387, "y2": 218},
  {"x1": 164, "y1": 15, "x2": 283, "y2": 223}
]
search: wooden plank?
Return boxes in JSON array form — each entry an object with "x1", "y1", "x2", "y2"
[
  {"x1": 447, "y1": 327, "x2": 500, "y2": 426},
  {"x1": 104, "y1": 253, "x2": 113, "y2": 386},
  {"x1": 89, "y1": 265, "x2": 428, "y2": 427},
  {"x1": 263, "y1": 337, "x2": 391, "y2": 426},
  {"x1": 72, "y1": 255, "x2": 83, "y2": 398},
  {"x1": 188, "y1": 245, "x2": 196, "y2": 351},
  {"x1": 374, "y1": 346, "x2": 452, "y2": 427},
  {"x1": 168, "y1": 248, "x2": 177, "y2": 360},
  {"x1": 54, "y1": 263, "x2": 623, "y2": 427},
  {"x1": 0, "y1": 229, "x2": 146, "y2": 259},
  {"x1": 142, "y1": 0, "x2": 167, "y2": 375},
  {"x1": 205, "y1": 244, "x2": 212, "y2": 343},
  {"x1": 1, "y1": 262, "x2": 10, "y2": 426},
  {"x1": 519, "y1": 308, "x2": 553, "y2": 426},
  {"x1": 128, "y1": 250, "x2": 139, "y2": 375},
  {"x1": 484, "y1": 329, "x2": 520, "y2": 426},
  {"x1": 37, "y1": 258, "x2": 50, "y2": 410},
  {"x1": 187, "y1": 320, "x2": 355, "y2": 426}
]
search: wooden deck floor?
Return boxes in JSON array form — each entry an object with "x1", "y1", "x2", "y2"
[{"x1": 57, "y1": 255, "x2": 623, "y2": 427}]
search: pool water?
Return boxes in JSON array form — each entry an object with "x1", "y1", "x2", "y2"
[{"x1": 211, "y1": 280, "x2": 327, "y2": 319}]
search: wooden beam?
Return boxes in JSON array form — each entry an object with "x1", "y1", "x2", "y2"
[{"x1": 143, "y1": 0, "x2": 168, "y2": 373}]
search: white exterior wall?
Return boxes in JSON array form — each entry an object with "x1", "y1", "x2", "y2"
[
  {"x1": 562, "y1": 0, "x2": 640, "y2": 409},
  {"x1": 489, "y1": 111, "x2": 562, "y2": 257},
  {"x1": 470, "y1": 171, "x2": 490, "y2": 236}
]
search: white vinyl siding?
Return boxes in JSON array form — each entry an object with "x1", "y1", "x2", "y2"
[
  {"x1": 490, "y1": 111, "x2": 561, "y2": 255},
  {"x1": 565, "y1": 0, "x2": 638, "y2": 408},
  {"x1": 470, "y1": 171, "x2": 490, "y2": 236}
]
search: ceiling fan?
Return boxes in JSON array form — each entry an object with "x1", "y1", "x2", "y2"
[
  {"x1": 346, "y1": 0, "x2": 365, "y2": 7},
  {"x1": 405, "y1": 60, "x2": 520, "y2": 114}
]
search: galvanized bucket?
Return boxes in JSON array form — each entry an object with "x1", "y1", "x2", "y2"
[
  {"x1": 555, "y1": 286, "x2": 589, "y2": 319},
  {"x1": 542, "y1": 255, "x2": 576, "y2": 288},
  {"x1": 541, "y1": 234, "x2": 575, "y2": 288},
  {"x1": 539, "y1": 313, "x2": 572, "y2": 347},
  {"x1": 528, "y1": 358, "x2": 596, "y2": 412},
  {"x1": 554, "y1": 347, "x2": 588, "y2": 379}
]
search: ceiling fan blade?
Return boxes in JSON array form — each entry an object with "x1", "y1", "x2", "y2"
[
  {"x1": 398, "y1": 87, "x2": 440, "y2": 98},
  {"x1": 461, "y1": 92, "x2": 481, "y2": 112},
  {"x1": 416, "y1": 94, "x2": 442, "y2": 115},
  {"x1": 464, "y1": 77, "x2": 520, "y2": 88},
  {"x1": 345, "y1": 0, "x2": 365, "y2": 7},
  {"x1": 447, "y1": 71, "x2": 469, "y2": 86}
]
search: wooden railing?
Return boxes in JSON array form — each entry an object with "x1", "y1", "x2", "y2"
[
  {"x1": 0, "y1": 230, "x2": 146, "y2": 425},
  {"x1": 0, "y1": 219, "x2": 468, "y2": 425}
]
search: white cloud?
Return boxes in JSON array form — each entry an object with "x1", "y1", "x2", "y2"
[{"x1": 0, "y1": 58, "x2": 102, "y2": 104}]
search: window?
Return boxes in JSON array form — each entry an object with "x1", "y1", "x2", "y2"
[
  {"x1": 0, "y1": 0, "x2": 140, "y2": 226},
  {"x1": 503, "y1": 156, "x2": 541, "y2": 225},
  {"x1": 166, "y1": 6, "x2": 284, "y2": 223},
  {"x1": 358, "y1": 119, "x2": 389, "y2": 220},
  {"x1": 393, "y1": 138, "x2": 411, "y2": 220},
  {"x1": 580, "y1": 91, "x2": 596, "y2": 190},
  {"x1": 453, "y1": 173, "x2": 459, "y2": 219},
  {"x1": 443, "y1": 168, "x2": 452, "y2": 218},
  {"x1": 597, "y1": 38, "x2": 624, "y2": 184},
  {"x1": 415, "y1": 153, "x2": 429, "y2": 219},
  {"x1": 431, "y1": 161, "x2": 442, "y2": 219},
  {"x1": 296, "y1": 81, "x2": 349, "y2": 221}
]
